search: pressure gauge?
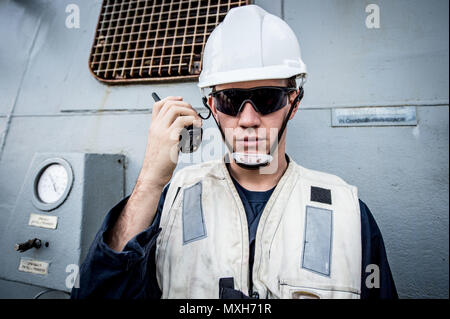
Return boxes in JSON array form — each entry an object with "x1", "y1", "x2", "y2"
[
  {"x1": 37, "y1": 164, "x2": 68, "y2": 203},
  {"x1": 32, "y1": 158, "x2": 73, "y2": 211}
]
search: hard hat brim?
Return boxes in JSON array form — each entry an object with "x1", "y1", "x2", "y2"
[{"x1": 198, "y1": 64, "x2": 307, "y2": 89}]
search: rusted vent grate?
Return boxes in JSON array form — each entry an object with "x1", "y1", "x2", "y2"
[{"x1": 89, "y1": 0, "x2": 250, "y2": 84}]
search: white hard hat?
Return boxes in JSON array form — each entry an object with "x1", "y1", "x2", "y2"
[{"x1": 198, "y1": 4, "x2": 307, "y2": 89}]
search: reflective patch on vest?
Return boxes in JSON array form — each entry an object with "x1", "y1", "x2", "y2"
[
  {"x1": 302, "y1": 206, "x2": 333, "y2": 276},
  {"x1": 311, "y1": 186, "x2": 332, "y2": 205},
  {"x1": 182, "y1": 182, "x2": 207, "y2": 245}
]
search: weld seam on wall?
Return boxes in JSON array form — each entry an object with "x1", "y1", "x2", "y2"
[
  {"x1": 4, "y1": 103, "x2": 448, "y2": 118},
  {"x1": 0, "y1": 13, "x2": 44, "y2": 161}
]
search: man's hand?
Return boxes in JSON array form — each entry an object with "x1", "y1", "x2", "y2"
[
  {"x1": 105, "y1": 96, "x2": 202, "y2": 252},
  {"x1": 138, "y1": 96, "x2": 202, "y2": 188}
]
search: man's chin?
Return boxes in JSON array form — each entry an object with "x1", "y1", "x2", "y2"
[{"x1": 231, "y1": 152, "x2": 273, "y2": 166}]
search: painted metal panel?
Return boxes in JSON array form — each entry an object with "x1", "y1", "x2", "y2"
[
  {"x1": 0, "y1": 152, "x2": 124, "y2": 292},
  {"x1": 284, "y1": 0, "x2": 449, "y2": 108},
  {"x1": 0, "y1": 0, "x2": 48, "y2": 115},
  {"x1": 10, "y1": 0, "x2": 208, "y2": 115}
]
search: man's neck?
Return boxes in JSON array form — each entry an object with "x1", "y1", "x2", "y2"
[{"x1": 227, "y1": 151, "x2": 288, "y2": 191}]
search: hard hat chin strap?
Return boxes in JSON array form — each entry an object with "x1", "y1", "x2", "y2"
[{"x1": 202, "y1": 86, "x2": 304, "y2": 170}]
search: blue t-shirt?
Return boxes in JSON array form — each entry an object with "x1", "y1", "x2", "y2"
[
  {"x1": 229, "y1": 174, "x2": 275, "y2": 296},
  {"x1": 230, "y1": 174, "x2": 275, "y2": 244}
]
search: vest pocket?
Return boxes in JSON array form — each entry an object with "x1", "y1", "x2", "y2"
[
  {"x1": 279, "y1": 280, "x2": 360, "y2": 299},
  {"x1": 182, "y1": 182, "x2": 207, "y2": 245},
  {"x1": 302, "y1": 206, "x2": 333, "y2": 276}
]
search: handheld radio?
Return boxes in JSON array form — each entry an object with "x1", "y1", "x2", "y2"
[{"x1": 152, "y1": 92, "x2": 203, "y2": 153}]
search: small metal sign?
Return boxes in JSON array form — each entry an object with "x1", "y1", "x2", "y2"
[
  {"x1": 18, "y1": 258, "x2": 49, "y2": 275},
  {"x1": 28, "y1": 213, "x2": 58, "y2": 230},
  {"x1": 332, "y1": 106, "x2": 417, "y2": 127}
]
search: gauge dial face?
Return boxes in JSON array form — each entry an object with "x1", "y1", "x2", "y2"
[{"x1": 37, "y1": 164, "x2": 69, "y2": 204}]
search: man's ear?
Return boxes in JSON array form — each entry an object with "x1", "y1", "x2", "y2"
[
  {"x1": 288, "y1": 89, "x2": 301, "y2": 120},
  {"x1": 208, "y1": 95, "x2": 219, "y2": 120}
]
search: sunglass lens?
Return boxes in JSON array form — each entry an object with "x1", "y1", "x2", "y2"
[
  {"x1": 252, "y1": 88, "x2": 287, "y2": 115},
  {"x1": 214, "y1": 91, "x2": 240, "y2": 116}
]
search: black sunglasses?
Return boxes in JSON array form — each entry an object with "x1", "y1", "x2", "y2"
[{"x1": 210, "y1": 86, "x2": 297, "y2": 116}]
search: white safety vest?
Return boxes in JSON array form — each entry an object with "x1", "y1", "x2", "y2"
[{"x1": 155, "y1": 156, "x2": 362, "y2": 299}]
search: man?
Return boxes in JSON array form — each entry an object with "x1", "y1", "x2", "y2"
[{"x1": 72, "y1": 5, "x2": 397, "y2": 299}]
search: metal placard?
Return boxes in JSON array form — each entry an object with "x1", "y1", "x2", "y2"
[{"x1": 332, "y1": 106, "x2": 417, "y2": 127}]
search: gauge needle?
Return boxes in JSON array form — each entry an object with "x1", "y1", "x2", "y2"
[{"x1": 48, "y1": 174, "x2": 57, "y2": 192}]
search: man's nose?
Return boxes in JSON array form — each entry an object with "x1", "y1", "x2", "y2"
[{"x1": 237, "y1": 101, "x2": 261, "y2": 127}]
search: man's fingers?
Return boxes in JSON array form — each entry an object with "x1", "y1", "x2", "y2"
[
  {"x1": 158, "y1": 100, "x2": 196, "y2": 119},
  {"x1": 162, "y1": 105, "x2": 201, "y2": 128},
  {"x1": 169, "y1": 116, "x2": 201, "y2": 137},
  {"x1": 152, "y1": 96, "x2": 182, "y2": 117}
]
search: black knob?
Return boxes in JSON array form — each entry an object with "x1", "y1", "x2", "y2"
[{"x1": 14, "y1": 238, "x2": 42, "y2": 253}]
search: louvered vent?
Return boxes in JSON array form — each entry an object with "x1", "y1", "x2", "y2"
[{"x1": 89, "y1": 0, "x2": 250, "y2": 84}]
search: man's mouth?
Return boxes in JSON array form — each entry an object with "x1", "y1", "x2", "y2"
[{"x1": 235, "y1": 137, "x2": 267, "y2": 151}]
